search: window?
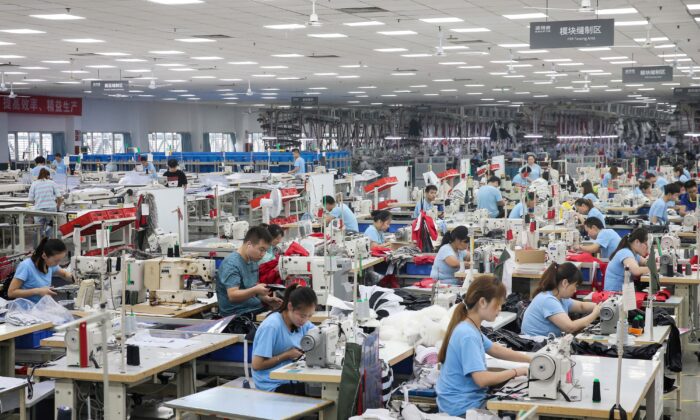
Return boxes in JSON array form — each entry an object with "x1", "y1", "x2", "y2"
[
  {"x1": 7, "y1": 132, "x2": 53, "y2": 161},
  {"x1": 208, "y1": 133, "x2": 236, "y2": 152},
  {"x1": 82, "y1": 132, "x2": 125, "y2": 154},
  {"x1": 148, "y1": 132, "x2": 182, "y2": 152},
  {"x1": 248, "y1": 132, "x2": 265, "y2": 152}
]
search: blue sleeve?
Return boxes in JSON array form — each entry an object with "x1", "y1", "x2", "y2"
[
  {"x1": 508, "y1": 204, "x2": 522, "y2": 219},
  {"x1": 540, "y1": 295, "x2": 567, "y2": 318},
  {"x1": 252, "y1": 320, "x2": 279, "y2": 358},
  {"x1": 301, "y1": 321, "x2": 315, "y2": 335},
  {"x1": 459, "y1": 336, "x2": 488, "y2": 376},
  {"x1": 14, "y1": 261, "x2": 30, "y2": 282},
  {"x1": 649, "y1": 201, "x2": 665, "y2": 219},
  {"x1": 49, "y1": 265, "x2": 59, "y2": 276},
  {"x1": 483, "y1": 333, "x2": 493, "y2": 351},
  {"x1": 413, "y1": 202, "x2": 421, "y2": 218},
  {"x1": 562, "y1": 298, "x2": 574, "y2": 313},
  {"x1": 330, "y1": 207, "x2": 341, "y2": 219},
  {"x1": 596, "y1": 230, "x2": 613, "y2": 248},
  {"x1": 28, "y1": 184, "x2": 35, "y2": 201},
  {"x1": 220, "y1": 259, "x2": 243, "y2": 289},
  {"x1": 495, "y1": 189, "x2": 502, "y2": 201}
]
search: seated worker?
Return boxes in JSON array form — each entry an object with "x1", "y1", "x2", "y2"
[
  {"x1": 652, "y1": 171, "x2": 668, "y2": 190},
  {"x1": 260, "y1": 223, "x2": 285, "y2": 265},
  {"x1": 526, "y1": 153, "x2": 541, "y2": 180},
  {"x1": 521, "y1": 262, "x2": 600, "y2": 337},
  {"x1": 287, "y1": 148, "x2": 305, "y2": 175},
  {"x1": 364, "y1": 210, "x2": 392, "y2": 247},
  {"x1": 649, "y1": 183, "x2": 681, "y2": 225},
  {"x1": 600, "y1": 165, "x2": 619, "y2": 188},
  {"x1": 430, "y1": 226, "x2": 470, "y2": 285},
  {"x1": 634, "y1": 181, "x2": 653, "y2": 200},
  {"x1": 674, "y1": 165, "x2": 689, "y2": 183},
  {"x1": 29, "y1": 169, "x2": 63, "y2": 239},
  {"x1": 216, "y1": 226, "x2": 283, "y2": 321},
  {"x1": 575, "y1": 217, "x2": 621, "y2": 259},
  {"x1": 581, "y1": 179, "x2": 598, "y2": 202},
  {"x1": 138, "y1": 155, "x2": 158, "y2": 181},
  {"x1": 51, "y1": 153, "x2": 67, "y2": 175},
  {"x1": 604, "y1": 227, "x2": 650, "y2": 292},
  {"x1": 413, "y1": 185, "x2": 438, "y2": 218},
  {"x1": 322, "y1": 195, "x2": 359, "y2": 233},
  {"x1": 252, "y1": 285, "x2": 317, "y2": 394},
  {"x1": 508, "y1": 191, "x2": 536, "y2": 219},
  {"x1": 574, "y1": 198, "x2": 605, "y2": 227},
  {"x1": 163, "y1": 158, "x2": 188, "y2": 189},
  {"x1": 436, "y1": 276, "x2": 531, "y2": 416},
  {"x1": 8, "y1": 238, "x2": 73, "y2": 303},
  {"x1": 680, "y1": 180, "x2": 697, "y2": 212},
  {"x1": 476, "y1": 176, "x2": 504, "y2": 218},
  {"x1": 511, "y1": 166, "x2": 531, "y2": 188},
  {"x1": 30, "y1": 156, "x2": 47, "y2": 178}
]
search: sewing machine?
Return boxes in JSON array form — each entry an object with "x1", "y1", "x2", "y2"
[
  {"x1": 546, "y1": 241, "x2": 567, "y2": 265},
  {"x1": 72, "y1": 256, "x2": 128, "y2": 309},
  {"x1": 0, "y1": 170, "x2": 23, "y2": 183},
  {"x1": 343, "y1": 235, "x2": 371, "y2": 260},
  {"x1": 473, "y1": 245, "x2": 494, "y2": 273},
  {"x1": 64, "y1": 188, "x2": 115, "y2": 205},
  {"x1": 222, "y1": 218, "x2": 249, "y2": 240},
  {"x1": 74, "y1": 280, "x2": 96, "y2": 309},
  {"x1": 143, "y1": 257, "x2": 216, "y2": 304},
  {"x1": 147, "y1": 228, "x2": 179, "y2": 254},
  {"x1": 300, "y1": 322, "x2": 341, "y2": 368},
  {"x1": 483, "y1": 218, "x2": 506, "y2": 234},
  {"x1": 278, "y1": 256, "x2": 352, "y2": 305},
  {"x1": 682, "y1": 214, "x2": 697, "y2": 233},
  {"x1": 65, "y1": 321, "x2": 111, "y2": 368},
  {"x1": 394, "y1": 226, "x2": 412, "y2": 242},
  {"x1": 599, "y1": 295, "x2": 623, "y2": 335},
  {"x1": 529, "y1": 334, "x2": 577, "y2": 400},
  {"x1": 561, "y1": 230, "x2": 580, "y2": 247}
]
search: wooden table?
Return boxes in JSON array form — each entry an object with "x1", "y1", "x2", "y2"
[
  {"x1": 256, "y1": 310, "x2": 331, "y2": 324},
  {"x1": 125, "y1": 301, "x2": 216, "y2": 318},
  {"x1": 351, "y1": 256, "x2": 385, "y2": 273},
  {"x1": 605, "y1": 206, "x2": 640, "y2": 214},
  {"x1": 576, "y1": 325, "x2": 670, "y2": 346},
  {"x1": 34, "y1": 332, "x2": 238, "y2": 420},
  {"x1": 0, "y1": 376, "x2": 29, "y2": 420},
  {"x1": 0, "y1": 322, "x2": 53, "y2": 377},
  {"x1": 487, "y1": 355, "x2": 663, "y2": 419},
  {"x1": 456, "y1": 263, "x2": 582, "y2": 296}
]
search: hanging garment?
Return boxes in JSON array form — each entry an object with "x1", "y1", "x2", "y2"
[{"x1": 411, "y1": 212, "x2": 438, "y2": 253}]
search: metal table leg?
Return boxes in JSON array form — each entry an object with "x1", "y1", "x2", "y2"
[
  {"x1": 19, "y1": 386, "x2": 26, "y2": 420},
  {"x1": 106, "y1": 382, "x2": 127, "y2": 419},
  {"x1": 320, "y1": 382, "x2": 339, "y2": 420},
  {"x1": 54, "y1": 380, "x2": 76, "y2": 420},
  {"x1": 177, "y1": 360, "x2": 196, "y2": 397},
  {"x1": 0, "y1": 338, "x2": 15, "y2": 377}
]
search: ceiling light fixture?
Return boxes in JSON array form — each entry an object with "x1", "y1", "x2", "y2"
[
  {"x1": 271, "y1": 54, "x2": 303, "y2": 58},
  {"x1": 63, "y1": 38, "x2": 104, "y2": 43},
  {"x1": 450, "y1": 28, "x2": 490, "y2": 33},
  {"x1": 420, "y1": 17, "x2": 463, "y2": 23},
  {"x1": 615, "y1": 20, "x2": 649, "y2": 26},
  {"x1": 149, "y1": 50, "x2": 184, "y2": 54},
  {"x1": 503, "y1": 13, "x2": 548, "y2": 20},
  {"x1": 579, "y1": 47, "x2": 610, "y2": 52},
  {"x1": 191, "y1": 56, "x2": 223, "y2": 60},
  {"x1": 147, "y1": 0, "x2": 203, "y2": 4},
  {"x1": 308, "y1": 33, "x2": 347, "y2": 38},
  {"x1": 378, "y1": 30, "x2": 417, "y2": 36},
  {"x1": 176, "y1": 37, "x2": 215, "y2": 43},
  {"x1": 374, "y1": 48, "x2": 407, "y2": 52},
  {"x1": 0, "y1": 29, "x2": 45, "y2": 34},
  {"x1": 596, "y1": 7, "x2": 638, "y2": 15},
  {"x1": 30, "y1": 13, "x2": 84, "y2": 20},
  {"x1": 343, "y1": 21, "x2": 384, "y2": 27},
  {"x1": 116, "y1": 58, "x2": 147, "y2": 62},
  {"x1": 264, "y1": 23, "x2": 306, "y2": 30}
]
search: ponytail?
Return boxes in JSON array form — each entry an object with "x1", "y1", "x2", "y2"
[
  {"x1": 371, "y1": 210, "x2": 392, "y2": 223},
  {"x1": 275, "y1": 284, "x2": 317, "y2": 314},
  {"x1": 439, "y1": 225, "x2": 469, "y2": 248},
  {"x1": 609, "y1": 227, "x2": 648, "y2": 260},
  {"x1": 532, "y1": 262, "x2": 583, "y2": 298},
  {"x1": 31, "y1": 238, "x2": 67, "y2": 273},
  {"x1": 438, "y1": 275, "x2": 505, "y2": 363}
]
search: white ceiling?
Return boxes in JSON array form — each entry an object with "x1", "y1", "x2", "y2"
[{"x1": 0, "y1": 0, "x2": 698, "y2": 107}]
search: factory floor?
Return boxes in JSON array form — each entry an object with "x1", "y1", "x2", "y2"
[{"x1": 667, "y1": 351, "x2": 700, "y2": 419}]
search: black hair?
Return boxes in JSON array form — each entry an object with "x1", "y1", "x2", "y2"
[
  {"x1": 583, "y1": 217, "x2": 604, "y2": 230},
  {"x1": 37, "y1": 168, "x2": 51, "y2": 180},
  {"x1": 674, "y1": 165, "x2": 684, "y2": 174},
  {"x1": 439, "y1": 225, "x2": 469, "y2": 248},
  {"x1": 34, "y1": 156, "x2": 45, "y2": 165},
  {"x1": 259, "y1": 223, "x2": 284, "y2": 240},
  {"x1": 639, "y1": 181, "x2": 651, "y2": 191},
  {"x1": 425, "y1": 185, "x2": 438, "y2": 193},
  {"x1": 525, "y1": 191, "x2": 536, "y2": 202},
  {"x1": 610, "y1": 227, "x2": 648, "y2": 260},
  {"x1": 581, "y1": 180, "x2": 596, "y2": 197},
  {"x1": 322, "y1": 195, "x2": 335, "y2": 206},
  {"x1": 533, "y1": 262, "x2": 583, "y2": 298},
  {"x1": 292, "y1": 148, "x2": 300, "y2": 154},
  {"x1": 609, "y1": 165, "x2": 619, "y2": 178},
  {"x1": 275, "y1": 284, "x2": 318, "y2": 331},
  {"x1": 243, "y1": 225, "x2": 273, "y2": 244},
  {"x1": 520, "y1": 166, "x2": 532, "y2": 175},
  {"x1": 574, "y1": 198, "x2": 594, "y2": 210},
  {"x1": 488, "y1": 176, "x2": 501, "y2": 185},
  {"x1": 32, "y1": 238, "x2": 67, "y2": 274},
  {"x1": 167, "y1": 158, "x2": 178, "y2": 168},
  {"x1": 139, "y1": 155, "x2": 148, "y2": 162},
  {"x1": 371, "y1": 210, "x2": 392, "y2": 222},
  {"x1": 664, "y1": 183, "x2": 681, "y2": 195},
  {"x1": 54, "y1": 153, "x2": 62, "y2": 158},
  {"x1": 644, "y1": 172, "x2": 657, "y2": 180},
  {"x1": 685, "y1": 180, "x2": 697, "y2": 189}
]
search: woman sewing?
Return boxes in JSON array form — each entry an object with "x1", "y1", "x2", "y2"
[{"x1": 8, "y1": 238, "x2": 72, "y2": 303}]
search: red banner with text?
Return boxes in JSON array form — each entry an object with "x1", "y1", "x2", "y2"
[{"x1": 0, "y1": 95, "x2": 82, "y2": 116}]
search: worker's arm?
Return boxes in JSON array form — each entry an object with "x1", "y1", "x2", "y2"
[
  {"x1": 7, "y1": 278, "x2": 56, "y2": 299},
  {"x1": 288, "y1": 167, "x2": 299, "y2": 174},
  {"x1": 487, "y1": 343, "x2": 532, "y2": 364},
  {"x1": 443, "y1": 255, "x2": 461, "y2": 269},
  {"x1": 623, "y1": 256, "x2": 650, "y2": 277},
  {"x1": 56, "y1": 268, "x2": 73, "y2": 282},
  {"x1": 650, "y1": 215, "x2": 659, "y2": 224},
  {"x1": 227, "y1": 283, "x2": 269, "y2": 303},
  {"x1": 497, "y1": 200, "x2": 505, "y2": 206},
  {"x1": 252, "y1": 348, "x2": 303, "y2": 371},
  {"x1": 574, "y1": 243, "x2": 601, "y2": 254},
  {"x1": 569, "y1": 299, "x2": 597, "y2": 314},
  {"x1": 548, "y1": 305, "x2": 600, "y2": 334}
]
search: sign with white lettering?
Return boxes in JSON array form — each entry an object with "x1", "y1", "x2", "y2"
[
  {"x1": 291, "y1": 97, "x2": 318, "y2": 106},
  {"x1": 674, "y1": 87, "x2": 700, "y2": 99},
  {"x1": 0, "y1": 95, "x2": 82, "y2": 116},
  {"x1": 91, "y1": 80, "x2": 129, "y2": 93},
  {"x1": 530, "y1": 19, "x2": 614, "y2": 49},
  {"x1": 622, "y1": 66, "x2": 673, "y2": 83}
]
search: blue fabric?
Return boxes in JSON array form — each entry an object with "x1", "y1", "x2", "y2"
[
  {"x1": 679, "y1": 174, "x2": 690, "y2": 183},
  {"x1": 252, "y1": 312, "x2": 314, "y2": 391},
  {"x1": 14, "y1": 259, "x2": 58, "y2": 303},
  {"x1": 476, "y1": 185, "x2": 502, "y2": 218},
  {"x1": 587, "y1": 207, "x2": 606, "y2": 227},
  {"x1": 583, "y1": 193, "x2": 598, "y2": 202},
  {"x1": 430, "y1": 245, "x2": 466, "y2": 284},
  {"x1": 683, "y1": 169, "x2": 691, "y2": 179},
  {"x1": 436, "y1": 322, "x2": 493, "y2": 416},
  {"x1": 141, "y1": 162, "x2": 158, "y2": 180},
  {"x1": 294, "y1": 157, "x2": 306, "y2": 174},
  {"x1": 508, "y1": 202, "x2": 525, "y2": 219},
  {"x1": 52, "y1": 160, "x2": 67, "y2": 175},
  {"x1": 215, "y1": 251, "x2": 263, "y2": 316},
  {"x1": 330, "y1": 204, "x2": 359, "y2": 232},
  {"x1": 413, "y1": 199, "x2": 434, "y2": 218},
  {"x1": 656, "y1": 177, "x2": 668, "y2": 190},
  {"x1": 680, "y1": 193, "x2": 697, "y2": 211},
  {"x1": 633, "y1": 187, "x2": 644, "y2": 196},
  {"x1": 28, "y1": 179, "x2": 61, "y2": 211},
  {"x1": 259, "y1": 247, "x2": 277, "y2": 265},
  {"x1": 521, "y1": 291, "x2": 573, "y2": 337},
  {"x1": 51, "y1": 133, "x2": 65, "y2": 156},
  {"x1": 604, "y1": 248, "x2": 639, "y2": 292},
  {"x1": 601, "y1": 173, "x2": 612, "y2": 188},
  {"x1": 649, "y1": 198, "x2": 668, "y2": 224},
  {"x1": 512, "y1": 174, "x2": 529, "y2": 187},
  {"x1": 364, "y1": 225, "x2": 384, "y2": 244},
  {"x1": 595, "y1": 229, "x2": 621, "y2": 259},
  {"x1": 30, "y1": 165, "x2": 47, "y2": 178},
  {"x1": 529, "y1": 164, "x2": 541, "y2": 180}
]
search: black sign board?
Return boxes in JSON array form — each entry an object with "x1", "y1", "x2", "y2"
[
  {"x1": 622, "y1": 66, "x2": 673, "y2": 83},
  {"x1": 91, "y1": 80, "x2": 129, "y2": 93},
  {"x1": 291, "y1": 97, "x2": 318, "y2": 106},
  {"x1": 674, "y1": 87, "x2": 700, "y2": 99},
  {"x1": 530, "y1": 19, "x2": 614, "y2": 49}
]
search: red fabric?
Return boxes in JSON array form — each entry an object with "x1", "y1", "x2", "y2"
[
  {"x1": 414, "y1": 278, "x2": 437, "y2": 289},
  {"x1": 288, "y1": 278, "x2": 308, "y2": 287},
  {"x1": 284, "y1": 242, "x2": 310, "y2": 257},
  {"x1": 635, "y1": 292, "x2": 647, "y2": 309},
  {"x1": 370, "y1": 246, "x2": 391, "y2": 257},
  {"x1": 411, "y1": 211, "x2": 438, "y2": 250},
  {"x1": 258, "y1": 258, "x2": 282, "y2": 285},
  {"x1": 691, "y1": 255, "x2": 698, "y2": 265},
  {"x1": 413, "y1": 255, "x2": 436, "y2": 265},
  {"x1": 378, "y1": 274, "x2": 400, "y2": 289},
  {"x1": 655, "y1": 289, "x2": 671, "y2": 302},
  {"x1": 567, "y1": 252, "x2": 607, "y2": 291},
  {"x1": 591, "y1": 291, "x2": 617, "y2": 303}
]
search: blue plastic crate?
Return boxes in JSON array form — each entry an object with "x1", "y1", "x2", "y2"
[
  {"x1": 202, "y1": 342, "x2": 252, "y2": 363},
  {"x1": 405, "y1": 263, "x2": 432, "y2": 276},
  {"x1": 16, "y1": 329, "x2": 52, "y2": 349}
]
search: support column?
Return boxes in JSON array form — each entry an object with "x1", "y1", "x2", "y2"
[{"x1": 0, "y1": 113, "x2": 9, "y2": 167}]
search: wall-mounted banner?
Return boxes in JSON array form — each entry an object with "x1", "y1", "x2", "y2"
[
  {"x1": 674, "y1": 87, "x2": 700, "y2": 99},
  {"x1": 0, "y1": 95, "x2": 82, "y2": 116},
  {"x1": 90, "y1": 80, "x2": 129, "y2": 93},
  {"x1": 622, "y1": 66, "x2": 673, "y2": 83},
  {"x1": 530, "y1": 19, "x2": 614, "y2": 48},
  {"x1": 291, "y1": 96, "x2": 318, "y2": 106}
]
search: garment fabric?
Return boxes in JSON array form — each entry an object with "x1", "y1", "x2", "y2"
[{"x1": 413, "y1": 199, "x2": 434, "y2": 218}]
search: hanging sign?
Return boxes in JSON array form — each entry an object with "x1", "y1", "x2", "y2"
[
  {"x1": 674, "y1": 87, "x2": 700, "y2": 99},
  {"x1": 0, "y1": 95, "x2": 82, "y2": 116},
  {"x1": 529, "y1": 18, "x2": 614, "y2": 48},
  {"x1": 291, "y1": 97, "x2": 318, "y2": 106},
  {"x1": 91, "y1": 80, "x2": 129, "y2": 93},
  {"x1": 622, "y1": 66, "x2": 673, "y2": 83}
]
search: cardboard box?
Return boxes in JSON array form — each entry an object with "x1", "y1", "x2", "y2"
[{"x1": 514, "y1": 249, "x2": 546, "y2": 264}]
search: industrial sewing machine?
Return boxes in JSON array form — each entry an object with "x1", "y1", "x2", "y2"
[
  {"x1": 147, "y1": 228, "x2": 179, "y2": 254},
  {"x1": 221, "y1": 218, "x2": 249, "y2": 240},
  {"x1": 72, "y1": 256, "x2": 129, "y2": 309},
  {"x1": 546, "y1": 241, "x2": 567, "y2": 265},
  {"x1": 65, "y1": 322, "x2": 111, "y2": 368},
  {"x1": 0, "y1": 170, "x2": 23, "y2": 183},
  {"x1": 682, "y1": 214, "x2": 697, "y2": 233},
  {"x1": 278, "y1": 256, "x2": 353, "y2": 305},
  {"x1": 394, "y1": 226, "x2": 412, "y2": 242},
  {"x1": 529, "y1": 334, "x2": 577, "y2": 400},
  {"x1": 64, "y1": 188, "x2": 115, "y2": 206},
  {"x1": 143, "y1": 257, "x2": 216, "y2": 304},
  {"x1": 328, "y1": 219, "x2": 371, "y2": 260},
  {"x1": 599, "y1": 295, "x2": 623, "y2": 335},
  {"x1": 300, "y1": 322, "x2": 341, "y2": 368}
]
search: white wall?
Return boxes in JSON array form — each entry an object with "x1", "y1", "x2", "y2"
[{"x1": 0, "y1": 98, "x2": 262, "y2": 160}]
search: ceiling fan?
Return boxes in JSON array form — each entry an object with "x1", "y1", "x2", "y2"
[
  {"x1": 0, "y1": 72, "x2": 6, "y2": 92},
  {"x1": 615, "y1": 19, "x2": 655, "y2": 48},
  {"x1": 525, "y1": 0, "x2": 596, "y2": 13},
  {"x1": 435, "y1": 26, "x2": 446, "y2": 56},
  {"x1": 307, "y1": 0, "x2": 321, "y2": 27}
]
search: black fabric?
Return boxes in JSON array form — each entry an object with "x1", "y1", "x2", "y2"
[
  {"x1": 275, "y1": 382, "x2": 307, "y2": 396},
  {"x1": 223, "y1": 312, "x2": 259, "y2": 341},
  {"x1": 482, "y1": 328, "x2": 546, "y2": 352},
  {"x1": 502, "y1": 293, "x2": 530, "y2": 333},
  {"x1": 571, "y1": 340, "x2": 662, "y2": 360},
  {"x1": 163, "y1": 169, "x2": 188, "y2": 187},
  {"x1": 394, "y1": 289, "x2": 432, "y2": 310}
]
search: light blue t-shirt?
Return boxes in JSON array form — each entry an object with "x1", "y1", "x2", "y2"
[
  {"x1": 601, "y1": 173, "x2": 612, "y2": 188},
  {"x1": 595, "y1": 229, "x2": 622, "y2": 259},
  {"x1": 476, "y1": 185, "x2": 502, "y2": 218},
  {"x1": 587, "y1": 207, "x2": 606, "y2": 227},
  {"x1": 512, "y1": 174, "x2": 529, "y2": 187},
  {"x1": 140, "y1": 162, "x2": 158, "y2": 180},
  {"x1": 215, "y1": 251, "x2": 263, "y2": 316},
  {"x1": 30, "y1": 165, "x2": 47, "y2": 178},
  {"x1": 683, "y1": 169, "x2": 691, "y2": 179},
  {"x1": 633, "y1": 187, "x2": 644, "y2": 197},
  {"x1": 604, "y1": 248, "x2": 640, "y2": 292},
  {"x1": 252, "y1": 312, "x2": 314, "y2": 391},
  {"x1": 521, "y1": 291, "x2": 574, "y2": 337},
  {"x1": 583, "y1": 193, "x2": 598, "y2": 202},
  {"x1": 508, "y1": 202, "x2": 525, "y2": 219},
  {"x1": 330, "y1": 204, "x2": 359, "y2": 232},
  {"x1": 294, "y1": 157, "x2": 306, "y2": 174},
  {"x1": 364, "y1": 225, "x2": 384, "y2": 244},
  {"x1": 679, "y1": 174, "x2": 690, "y2": 183},
  {"x1": 259, "y1": 246, "x2": 277, "y2": 265},
  {"x1": 436, "y1": 322, "x2": 493, "y2": 416},
  {"x1": 14, "y1": 258, "x2": 59, "y2": 303},
  {"x1": 649, "y1": 198, "x2": 668, "y2": 224},
  {"x1": 430, "y1": 245, "x2": 466, "y2": 284},
  {"x1": 529, "y1": 164, "x2": 542, "y2": 180},
  {"x1": 656, "y1": 177, "x2": 668, "y2": 190},
  {"x1": 413, "y1": 199, "x2": 434, "y2": 218},
  {"x1": 52, "y1": 160, "x2": 67, "y2": 175}
]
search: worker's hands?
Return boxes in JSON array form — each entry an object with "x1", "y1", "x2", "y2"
[
  {"x1": 572, "y1": 244, "x2": 582, "y2": 252},
  {"x1": 252, "y1": 283, "x2": 271, "y2": 296},
  {"x1": 515, "y1": 367, "x2": 529, "y2": 377},
  {"x1": 282, "y1": 347, "x2": 304, "y2": 361},
  {"x1": 262, "y1": 294, "x2": 283, "y2": 310},
  {"x1": 37, "y1": 287, "x2": 57, "y2": 297},
  {"x1": 591, "y1": 303, "x2": 602, "y2": 318}
]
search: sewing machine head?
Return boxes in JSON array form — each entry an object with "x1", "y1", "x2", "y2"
[
  {"x1": 528, "y1": 334, "x2": 575, "y2": 400},
  {"x1": 143, "y1": 257, "x2": 216, "y2": 304},
  {"x1": 599, "y1": 295, "x2": 622, "y2": 335},
  {"x1": 300, "y1": 322, "x2": 341, "y2": 368},
  {"x1": 147, "y1": 228, "x2": 179, "y2": 254},
  {"x1": 222, "y1": 218, "x2": 249, "y2": 240},
  {"x1": 682, "y1": 214, "x2": 697, "y2": 233},
  {"x1": 278, "y1": 256, "x2": 352, "y2": 304},
  {"x1": 546, "y1": 241, "x2": 567, "y2": 265}
]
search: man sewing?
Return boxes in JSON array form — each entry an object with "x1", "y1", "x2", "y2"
[{"x1": 216, "y1": 226, "x2": 283, "y2": 329}]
